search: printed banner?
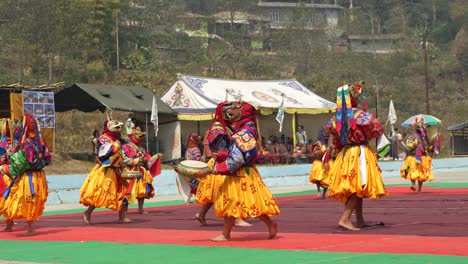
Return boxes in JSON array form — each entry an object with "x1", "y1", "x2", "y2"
[
  {"x1": 158, "y1": 121, "x2": 181, "y2": 161},
  {"x1": 22, "y1": 91, "x2": 55, "y2": 128}
]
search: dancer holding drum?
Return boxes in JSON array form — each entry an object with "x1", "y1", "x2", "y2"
[
  {"x1": 192, "y1": 105, "x2": 250, "y2": 227},
  {"x1": 80, "y1": 116, "x2": 128, "y2": 224},
  {"x1": 121, "y1": 126, "x2": 162, "y2": 219},
  {"x1": 210, "y1": 101, "x2": 280, "y2": 241}
]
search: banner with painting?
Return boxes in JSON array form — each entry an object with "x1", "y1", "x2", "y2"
[
  {"x1": 157, "y1": 121, "x2": 181, "y2": 162},
  {"x1": 22, "y1": 91, "x2": 55, "y2": 128}
]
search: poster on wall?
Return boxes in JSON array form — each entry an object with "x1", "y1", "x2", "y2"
[
  {"x1": 22, "y1": 91, "x2": 55, "y2": 128},
  {"x1": 158, "y1": 121, "x2": 181, "y2": 161}
]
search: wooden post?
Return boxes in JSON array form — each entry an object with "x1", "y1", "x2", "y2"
[{"x1": 292, "y1": 113, "x2": 297, "y2": 146}]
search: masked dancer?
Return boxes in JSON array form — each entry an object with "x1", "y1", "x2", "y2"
[
  {"x1": 0, "y1": 114, "x2": 51, "y2": 235},
  {"x1": 327, "y1": 82, "x2": 387, "y2": 231},
  {"x1": 211, "y1": 101, "x2": 280, "y2": 241},
  {"x1": 194, "y1": 105, "x2": 251, "y2": 227},
  {"x1": 121, "y1": 126, "x2": 161, "y2": 217},
  {"x1": 80, "y1": 117, "x2": 127, "y2": 224},
  {"x1": 400, "y1": 115, "x2": 437, "y2": 192}
]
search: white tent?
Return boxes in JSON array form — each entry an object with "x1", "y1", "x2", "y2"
[{"x1": 161, "y1": 75, "x2": 336, "y2": 147}]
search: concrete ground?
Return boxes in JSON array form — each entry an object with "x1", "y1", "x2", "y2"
[{"x1": 43, "y1": 171, "x2": 468, "y2": 213}]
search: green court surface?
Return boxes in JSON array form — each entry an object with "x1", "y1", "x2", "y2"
[{"x1": 0, "y1": 240, "x2": 467, "y2": 264}]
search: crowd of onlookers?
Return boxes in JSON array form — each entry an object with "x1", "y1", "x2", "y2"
[
  {"x1": 179, "y1": 124, "x2": 415, "y2": 165},
  {"x1": 180, "y1": 125, "x2": 317, "y2": 165}
]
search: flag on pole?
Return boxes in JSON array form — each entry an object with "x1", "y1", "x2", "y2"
[
  {"x1": 151, "y1": 94, "x2": 159, "y2": 137},
  {"x1": 376, "y1": 134, "x2": 391, "y2": 158},
  {"x1": 387, "y1": 99, "x2": 397, "y2": 126},
  {"x1": 276, "y1": 96, "x2": 284, "y2": 132}
]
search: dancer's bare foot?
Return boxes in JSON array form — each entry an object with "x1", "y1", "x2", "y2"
[
  {"x1": 21, "y1": 230, "x2": 36, "y2": 236},
  {"x1": 138, "y1": 209, "x2": 148, "y2": 214},
  {"x1": 338, "y1": 220, "x2": 360, "y2": 231},
  {"x1": 211, "y1": 234, "x2": 230, "y2": 242},
  {"x1": 410, "y1": 186, "x2": 416, "y2": 191},
  {"x1": 119, "y1": 217, "x2": 132, "y2": 223},
  {"x1": 268, "y1": 222, "x2": 278, "y2": 239},
  {"x1": 2, "y1": 220, "x2": 14, "y2": 232},
  {"x1": 83, "y1": 211, "x2": 91, "y2": 225},
  {"x1": 357, "y1": 221, "x2": 384, "y2": 228},
  {"x1": 1, "y1": 226, "x2": 13, "y2": 232},
  {"x1": 235, "y1": 218, "x2": 252, "y2": 227},
  {"x1": 195, "y1": 213, "x2": 207, "y2": 226}
]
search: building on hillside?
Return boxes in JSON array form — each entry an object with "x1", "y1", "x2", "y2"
[
  {"x1": 257, "y1": 0, "x2": 344, "y2": 49},
  {"x1": 258, "y1": 0, "x2": 343, "y2": 29},
  {"x1": 447, "y1": 122, "x2": 468, "y2": 156},
  {"x1": 337, "y1": 33, "x2": 403, "y2": 54},
  {"x1": 209, "y1": 11, "x2": 270, "y2": 50},
  {"x1": 176, "y1": 11, "x2": 271, "y2": 50}
]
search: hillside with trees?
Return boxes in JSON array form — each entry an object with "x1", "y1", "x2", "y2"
[{"x1": 0, "y1": 0, "x2": 466, "y2": 156}]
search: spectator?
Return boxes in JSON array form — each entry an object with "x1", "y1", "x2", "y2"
[
  {"x1": 296, "y1": 125, "x2": 307, "y2": 146},
  {"x1": 391, "y1": 128, "x2": 403, "y2": 160}
]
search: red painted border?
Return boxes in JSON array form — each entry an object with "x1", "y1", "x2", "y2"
[{"x1": 1, "y1": 227, "x2": 467, "y2": 256}]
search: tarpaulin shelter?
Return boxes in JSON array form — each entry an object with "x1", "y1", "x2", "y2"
[
  {"x1": 447, "y1": 122, "x2": 468, "y2": 156},
  {"x1": 1, "y1": 84, "x2": 60, "y2": 151},
  {"x1": 161, "y1": 75, "x2": 336, "y2": 146},
  {"x1": 55, "y1": 83, "x2": 178, "y2": 160}
]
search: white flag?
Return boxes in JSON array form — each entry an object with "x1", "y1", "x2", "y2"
[
  {"x1": 151, "y1": 94, "x2": 159, "y2": 137},
  {"x1": 387, "y1": 99, "x2": 397, "y2": 125},
  {"x1": 377, "y1": 134, "x2": 391, "y2": 158},
  {"x1": 276, "y1": 96, "x2": 284, "y2": 132}
]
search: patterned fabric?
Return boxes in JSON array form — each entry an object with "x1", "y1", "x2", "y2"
[
  {"x1": 0, "y1": 118, "x2": 12, "y2": 165},
  {"x1": 96, "y1": 134, "x2": 123, "y2": 168},
  {"x1": 121, "y1": 142, "x2": 155, "y2": 203},
  {"x1": 335, "y1": 85, "x2": 356, "y2": 146},
  {"x1": 328, "y1": 145, "x2": 387, "y2": 203},
  {"x1": 195, "y1": 158, "x2": 225, "y2": 205},
  {"x1": 1, "y1": 114, "x2": 50, "y2": 222},
  {"x1": 215, "y1": 122, "x2": 258, "y2": 174},
  {"x1": 309, "y1": 159, "x2": 333, "y2": 188},
  {"x1": 400, "y1": 155, "x2": 435, "y2": 182},
  {"x1": 1, "y1": 170, "x2": 48, "y2": 221},
  {"x1": 0, "y1": 175, "x2": 11, "y2": 215},
  {"x1": 13, "y1": 114, "x2": 51, "y2": 172},
  {"x1": 327, "y1": 85, "x2": 386, "y2": 203},
  {"x1": 80, "y1": 128, "x2": 124, "y2": 211},
  {"x1": 212, "y1": 102, "x2": 280, "y2": 218},
  {"x1": 213, "y1": 166, "x2": 280, "y2": 218}
]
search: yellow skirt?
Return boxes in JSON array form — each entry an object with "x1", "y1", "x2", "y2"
[
  {"x1": 2, "y1": 170, "x2": 48, "y2": 221},
  {"x1": 422, "y1": 156, "x2": 435, "y2": 182},
  {"x1": 134, "y1": 170, "x2": 155, "y2": 200},
  {"x1": 400, "y1": 156, "x2": 434, "y2": 182},
  {"x1": 195, "y1": 159, "x2": 225, "y2": 205},
  {"x1": 213, "y1": 166, "x2": 280, "y2": 219},
  {"x1": 195, "y1": 173, "x2": 226, "y2": 205},
  {"x1": 80, "y1": 164, "x2": 123, "y2": 211},
  {"x1": 0, "y1": 174, "x2": 12, "y2": 215},
  {"x1": 121, "y1": 167, "x2": 155, "y2": 204},
  {"x1": 328, "y1": 145, "x2": 387, "y2": 203},
  {"x1": 309, "y1": 160, "x2": 332, "y2": 188}
]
